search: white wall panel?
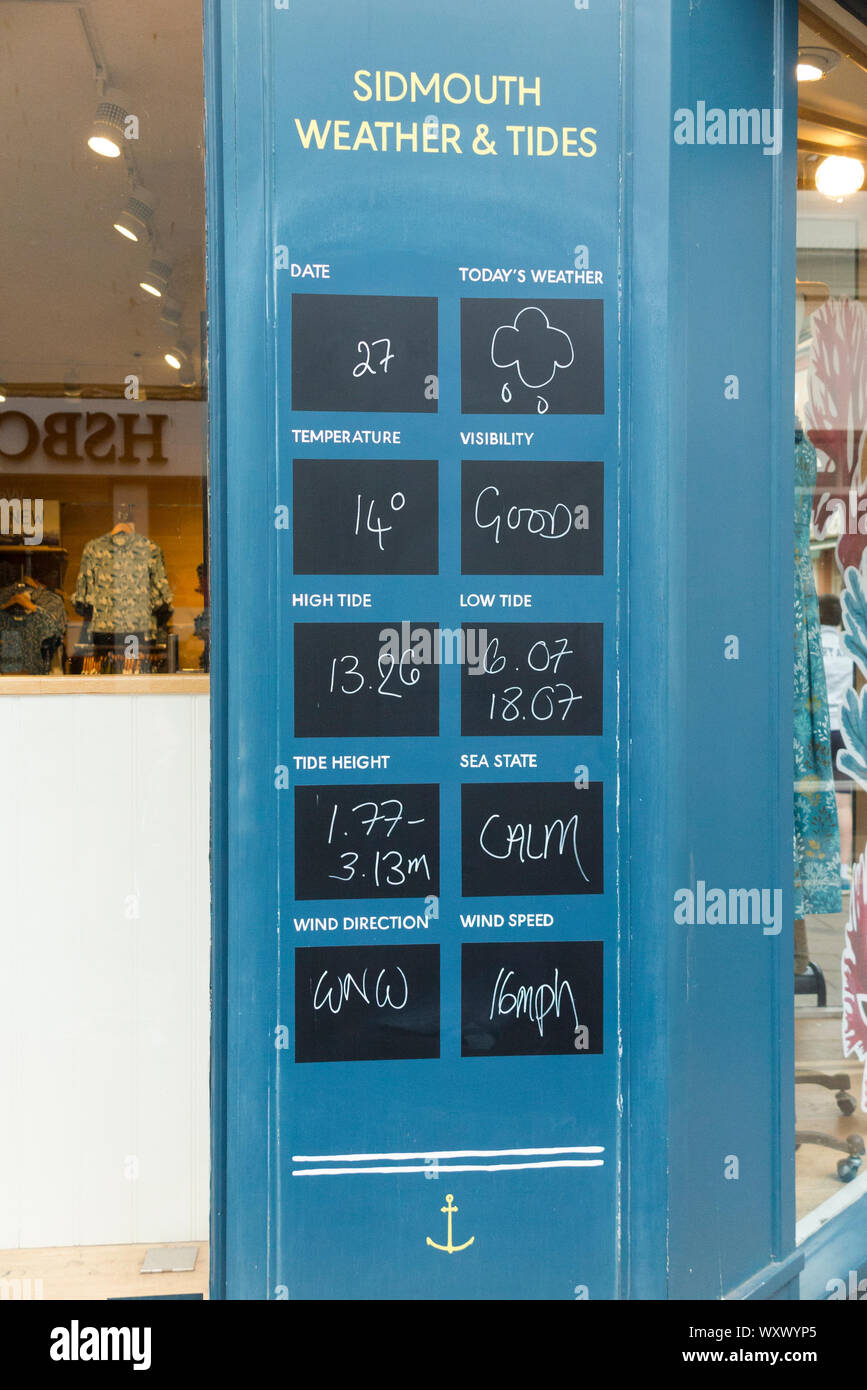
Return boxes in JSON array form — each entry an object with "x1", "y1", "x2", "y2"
[{"x1": 0, "y1": 694, "x2": 210, "y2": 1249}]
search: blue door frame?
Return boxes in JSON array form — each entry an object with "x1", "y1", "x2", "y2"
[{"x1": 204, "y1": 0, "x2": 867, "y2": 1299}]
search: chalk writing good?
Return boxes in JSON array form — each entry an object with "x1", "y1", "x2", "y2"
[
  {"x1": 461, "y1": 459, "x2": 603, "y2": 575},
  {"x1": 291, "y1": 294, "x2": 438, "y2": 413},
  {"x1": 293, "y1": 459, "x2": 438, "y2": 575},
  {"x1": 461, "y1": 622, "x2": 603, "y2": 736},
  {"x1": 295, "y1": 944, "x2": 440, "y2": 1063},
  {"x1": 461, "y1": 941, "x2": 603, "y2": 1057},
  {"x1": 461, "y1": 781, "x2": 603, "y2": 897},
  {"x1": 294, "y1": 622, "x2": 439, "y2": 738},
  {"x1": 295, "y1": 783, "x2": 440, "y2": 901},
  {"x1": 461, "y1": 298, "x2": 603, "y2": 415}
]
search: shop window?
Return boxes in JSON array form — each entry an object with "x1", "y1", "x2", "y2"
[
  {"x1": 0, "y1": 4, "x2": 208, "y2": 685},
  {"x1": 795, "y1": 15, "x2": 867, "y2": 1232},
  {"x1": 0, "y1": 0, "x2": 209, "y2": 1303}
]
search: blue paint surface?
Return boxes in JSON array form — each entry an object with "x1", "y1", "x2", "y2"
[{"x1": 206, "y1": 0, "x2": 823, "y2": 1301}]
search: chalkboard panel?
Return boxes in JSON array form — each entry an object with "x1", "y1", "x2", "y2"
[
  {"x1": 292, "y1": 294, "x2": 438, "y2": 413},
  {"x1": 295, "y1": 944, "x2": 440, "y2": 1063},
  {"x1": 295, "y1": 783, "x2": 439, "y2": 900},
  {"x1": 293, "y1": 459, "x2": 438, "y2": 575},
  {"x1": 461, "y1": 298, "x2": 603, "y2": 415},
  {"x1": 461, "y1": 622, "x2": 603, "y2": 736},
  {"x1": 461, "y1": 781, "x2": 603, "y2": 897},
  {"x1": 461, "y1": 941, "x2": 603, "y2": 1057},
  {"x1": 461, "y1": 459, "x2": 603, "y2": 575},
  {"x1": 294, "y1": 622, "x2": 439, "y2": 738}
]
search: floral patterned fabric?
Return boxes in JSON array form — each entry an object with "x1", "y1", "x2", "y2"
[
  {"x1": 794, "y1": 430, "x2": 841, "y2": 916},
  {"x1": 73, "y1": 531, "x2": 172, "y2": 640}
]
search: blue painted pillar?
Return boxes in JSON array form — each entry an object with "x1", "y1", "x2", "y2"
[{"x1": 206, "y1": 0, "x2": 799, "y2": 1300}]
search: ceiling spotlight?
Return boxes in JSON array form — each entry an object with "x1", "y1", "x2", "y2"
[
  {"x1": 64, "y1": 367, "x2": 82, "y2": 399},
  {"x1": 816, "y1": 154, "x2": 865, "y2": 200},
  {"x1": 159, "y1": 298, "x2": 184, "y2": 331},
  {"x1": 113, "y1": 185, "x2": 156, "y2": 243},
  {"x1": 0, "y1": 381, "x2": 7, "y2": 404},
  {"x1": 797, "y1": 47, "x2": 841, "y2": 82},
  {"x1": 139, "y1": 259, "x2": 172, "y2": 298},
  {"x1": 87, "y1": 87, "x2": 131, "y2": 158},
  {"x1": 164, "y1": 342, "x2": 192, "y2": 372}
]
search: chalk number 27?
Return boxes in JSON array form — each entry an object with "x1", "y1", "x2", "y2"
[{"x1": 353, "y1": 338, "x2": 394, "y2": 377}]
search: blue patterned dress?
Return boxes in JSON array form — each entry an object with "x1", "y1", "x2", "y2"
[{"x1": 794, "y1": 430, "x2": 841, "y2": 916}]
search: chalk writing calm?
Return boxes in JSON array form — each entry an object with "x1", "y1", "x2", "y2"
[{"x1": 478, "y1": 812, "x2": 589, "y2": 880}]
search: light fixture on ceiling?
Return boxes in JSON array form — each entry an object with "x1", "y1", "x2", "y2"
[
  {"x1": 159, "y1": 298, "x2": 184, "y2": 331},
  {"x1": 177, "y1": 361, "x2": 197, "y2": 390},
  {"x1": 86, "y1": 87, "x2": 131, "y2": 158},
  {"x1": 113, "y1": 186, "x2": 156, "y2": 243},
  {"x1": 164, "y1": 341, "x2": 193, "y2": 373},
  {"x1": 139, "y1": 259, "x2": 172, "y2": 299},
  {"x1": 0, "y1": 381, "x2": 7, "y2": 405},
  {"x1": 816, "y1": 154, "x2": 865, "y2": 200},
  {"x1": 797, "y1": 47, "x2": 841, "y2": 82},
  {"x1": 64, "y1": 368, "x2": 82, "y2": 399}
]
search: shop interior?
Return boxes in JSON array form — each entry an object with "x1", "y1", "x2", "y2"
[
  {"x1": 0, "y1": 0, "x2": 209, "y2": 1300},
  {"x1": 795, "y1": 1, "x2": 867, "y2": 1236}
]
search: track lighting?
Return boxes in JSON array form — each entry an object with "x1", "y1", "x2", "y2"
[
  {"x1": 164, "y1": 342, "x2": 192, "y2": 372},
  {"x1": 797, "y1": 48, "x2": 840, "y2": 83},
  {"x1": 87, "y1": 88, "x2": 131, "y2": 158},
  {"x1": 159, "y1": 298, "x2": 184, "y2": 331},
  {"x1": 113, "y1": 186, "x2": 156, "y2": 243},
  {"x1": 816, "y1": 155, "x2": 865, "y2": 200},
  {"x1": 139, "y1": 259, "x2": 172, "y2": 298}
]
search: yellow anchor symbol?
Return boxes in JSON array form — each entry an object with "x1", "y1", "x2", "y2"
[{"x1": 426, "y1": 1193, "x2": 475, "y2": 1254}]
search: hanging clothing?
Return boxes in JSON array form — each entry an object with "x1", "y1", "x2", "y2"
[
  {"x1": 0, "y1": 605, "x2": 62, "y2": 674},
  {"x1": 73, "y1": 532, "x2": 172, "y2": 640},
  {"x1": 794, "y1": 430, "x2": 842, "y2": 916},
  {"x1": 0, "y1": 583, "x2": 66, "y2": 636}
]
